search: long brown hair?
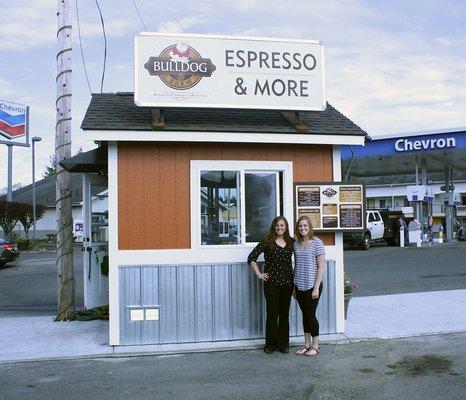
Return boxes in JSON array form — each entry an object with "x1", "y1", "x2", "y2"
[
  {"x1": 295, "y1": 215, "x2": 315, "y2": 242},
  {"x1": 266, "y1": 216, "x2": 294, "y2": 249}
]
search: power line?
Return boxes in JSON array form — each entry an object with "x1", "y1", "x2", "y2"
[
  {"x1": 75, "y1": 0, "x2": 92, "y2": 94},
  {"x1": 131, "y1": 0, "x2": 147, "y2": 31},
  {"x1": 94, "y1": 0, "x2": 107, "y2": 93}
]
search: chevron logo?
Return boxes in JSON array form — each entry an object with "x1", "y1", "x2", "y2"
[{"x1": 0, "y1": 101, "x2": 27, "y2": 140}]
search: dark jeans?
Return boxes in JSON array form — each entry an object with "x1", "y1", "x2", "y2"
[
  {"x1": 295, "y1": 283, "x2": 323, "y2": 337},
  {"x1": 263, "y1": 283, "x2": 293, "y2": 349}
]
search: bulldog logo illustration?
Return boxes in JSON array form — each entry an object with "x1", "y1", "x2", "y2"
[{"x1": 144, "y1": 41, "x2": 216, "y2": 90}]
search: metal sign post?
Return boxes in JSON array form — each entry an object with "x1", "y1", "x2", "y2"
[
  {"x1": 7, "y1": 145, "x2": 13, "y2": 201},
  {"x1": 31, "y1": 136, "x2": 42, "y2": 249}
]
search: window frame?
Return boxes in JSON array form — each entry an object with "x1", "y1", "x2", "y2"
[{"x1": 190, "y1": 160, "x2": 293, "y2": 249}]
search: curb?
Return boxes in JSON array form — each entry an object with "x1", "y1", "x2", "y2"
[{"x1": 2, "y1": 330, "x2": 465, "y2": 365}]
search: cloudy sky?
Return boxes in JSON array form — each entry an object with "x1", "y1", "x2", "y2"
[{"x1": 1, "y1": 0, "x2": 466, "y2": 189}]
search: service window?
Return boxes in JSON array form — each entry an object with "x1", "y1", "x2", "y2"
[{"x1": 192, "y1": 161, "x2": 292, "y2": 248}]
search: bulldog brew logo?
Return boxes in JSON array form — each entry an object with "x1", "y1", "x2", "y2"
[
  {"x1": 144, "y1": 41, "x2": 216, "y2": 90},
  {"x1": 322, "y1": 187, "x2": 337, "y2": 198}
]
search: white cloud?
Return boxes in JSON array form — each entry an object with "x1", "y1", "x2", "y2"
[
  {"x1": 435, "y1": 36, "x2": 452, "y2": 46},
  {"x1": 0, "y1": 77, "x2": 15, "y2": 97},
  {"x1": 78, "y1": 20, "x2": 134, "y2": 38},
  {"x1": 233, "y1": 0, "x2": 261, "y2": 12},
  {"x1": 0, "y1": 1, "x2": 135, "y2": 51},
  {"x1": 156, "y1": 17, "x2": 202, "y2": 33},
  {"x1": 0, "y1": 3, "x2": 56, "y2": 50}
]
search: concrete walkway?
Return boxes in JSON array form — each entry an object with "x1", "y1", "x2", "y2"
[{"x1": 1, "y1": 288, "x2": 465, "y2": 363}]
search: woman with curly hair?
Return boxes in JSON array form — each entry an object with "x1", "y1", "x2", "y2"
[{"x1": 247, "y1": 216, "x2": 294, "y2": 354}]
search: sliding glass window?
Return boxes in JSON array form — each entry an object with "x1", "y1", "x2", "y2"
[{"x1": 200, "y1": 169, "x2": 282, "y2": 246}]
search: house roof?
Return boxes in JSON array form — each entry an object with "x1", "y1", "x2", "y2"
[
  {"x1": 0, "y1": 174, "x2": 106, "y2": 207},
  {"x1": 81, "y1": 92, "x2": 369, "y2": 138}
]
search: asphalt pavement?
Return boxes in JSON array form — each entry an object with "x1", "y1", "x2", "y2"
[
  {"x1": 0, "y1": 245, "x2": 84, "y2": 316},
  {"x1": 1, "y1": 332, "x2": 465, "y2": 400},
  {"x1": 0, "y1": 241, "x2": 465, "y2": 399},
  {"x1": 344, "y1": 240, "x2": 466, "y2": 296}
]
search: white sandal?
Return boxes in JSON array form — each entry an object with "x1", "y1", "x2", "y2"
[{"x1": 305, "y1": 346, "x2": 319, "y2": 357}]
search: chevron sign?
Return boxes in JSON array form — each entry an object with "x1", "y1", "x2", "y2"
[{"x1": 0, "y1": 99, "x2": 27, "y2": 140}]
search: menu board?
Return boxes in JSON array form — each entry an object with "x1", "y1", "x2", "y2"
[
  {"x1": 323, "y1": 203, "x2": 337, "y2": 215},
  {"x1": 297, "y1": 187, "x2": 320, "y2": 207},
  {"x1": 340, "y1": 186, "x2": 362, "y2": 203},
  {"x1": 297, "y1": 209, "x2": 321, "y2": 229},
  {"x1": 340, "y1": 204, "x2": 363, "y2": 228},
  {"x1": 295, "y1": 183, "x2": 364, "y2": 231},
  {"x1": 322, "y1": 216, "x2": 338, "y2": 228}
]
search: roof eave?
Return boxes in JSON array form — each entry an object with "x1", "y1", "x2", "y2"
[{"x1": 81, "y1": 129, "x2": 366, "y2": 146}]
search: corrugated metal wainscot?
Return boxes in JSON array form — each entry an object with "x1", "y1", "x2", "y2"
[{"x1": 119, "y1": 261, "x2": 336, "y2": 345}]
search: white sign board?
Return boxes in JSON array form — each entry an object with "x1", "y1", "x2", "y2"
[
  {"x1": 401, "y1": 206, "x2": 414, "y2": 216},
  {"x1": 135, "y1": 33, "x2": 325, "y2": 111},
  {"x1": 406, "y1": 185, "x2": 432, "y2": 202},
  {"x1": 0, "y1": 99, "x2": 29, "y2": 146},
  {"x1": 424, "y1": 186, "x2": 434, "y2": 202},
  {"x1": 73, "y1": 220, "x2": 84, "y2": 243},
  {"x1": 439, "y1": 192, "x2": 462, "y2": 206}
]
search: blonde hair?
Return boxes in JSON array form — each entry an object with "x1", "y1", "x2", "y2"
[{"x1": 295, "y1": 215, "x2": 314, "y2": 241}]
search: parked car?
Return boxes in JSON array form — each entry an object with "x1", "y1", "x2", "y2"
[{"x1": 0, "y1": 236, "x2": 20, "y2": 267}]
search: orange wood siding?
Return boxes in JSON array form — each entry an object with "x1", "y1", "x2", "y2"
[{"x1": 118, "y1": 142, "x2": 335, "y2": 249}]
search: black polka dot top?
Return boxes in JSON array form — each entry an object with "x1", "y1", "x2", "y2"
[{"x1": 247, "y1": 238, "x2": 294, "y2": 287}]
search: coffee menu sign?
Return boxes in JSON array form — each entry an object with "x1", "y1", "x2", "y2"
[
  {"x1": 295, "y1": 184, "x2": 364, "y2": 231},
  {"x1": 135, "y1": 33, "x2": 325, "y2": 111}
]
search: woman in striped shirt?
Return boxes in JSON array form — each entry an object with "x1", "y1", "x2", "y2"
[{"x1": 293, "y1": 215, "x2": 326, "y2": 357}]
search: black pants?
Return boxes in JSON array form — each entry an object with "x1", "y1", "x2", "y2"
[
  {"x1": 295, "y1": 283, "x2": 323, "y2": 337},
  {"x1": 263, "y1": 283, "x2": 293, "y2": 349}
]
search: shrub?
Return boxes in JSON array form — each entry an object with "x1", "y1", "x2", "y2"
[
  {"x1": 344, "y1": 273, "x2": 359, "y2": 294},
  {"x1": 17, "y1": 239, "x2": 32, "y2": 251}
]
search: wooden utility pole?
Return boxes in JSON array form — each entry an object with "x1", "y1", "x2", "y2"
[{"x1": 55, "y1": 0, "x2": 75, "y2": 320}]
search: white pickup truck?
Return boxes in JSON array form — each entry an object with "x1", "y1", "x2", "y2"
[{"x1": 343, "y1": 210, "x2": 402, "y2": 250}]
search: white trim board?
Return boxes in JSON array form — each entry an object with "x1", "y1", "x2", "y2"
[
  {"x1": 108, "y1": 142, "x2": 120, "y2": 346},
  {"x1": 85, "y1": 130, "x2": 366, "y2": 146},
  {"x1": 109, "y1": 246, "x2": 339, "y2": 267},
  {"x1": 332, "y1": 144, "x2": 345, "y2": 333}
]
